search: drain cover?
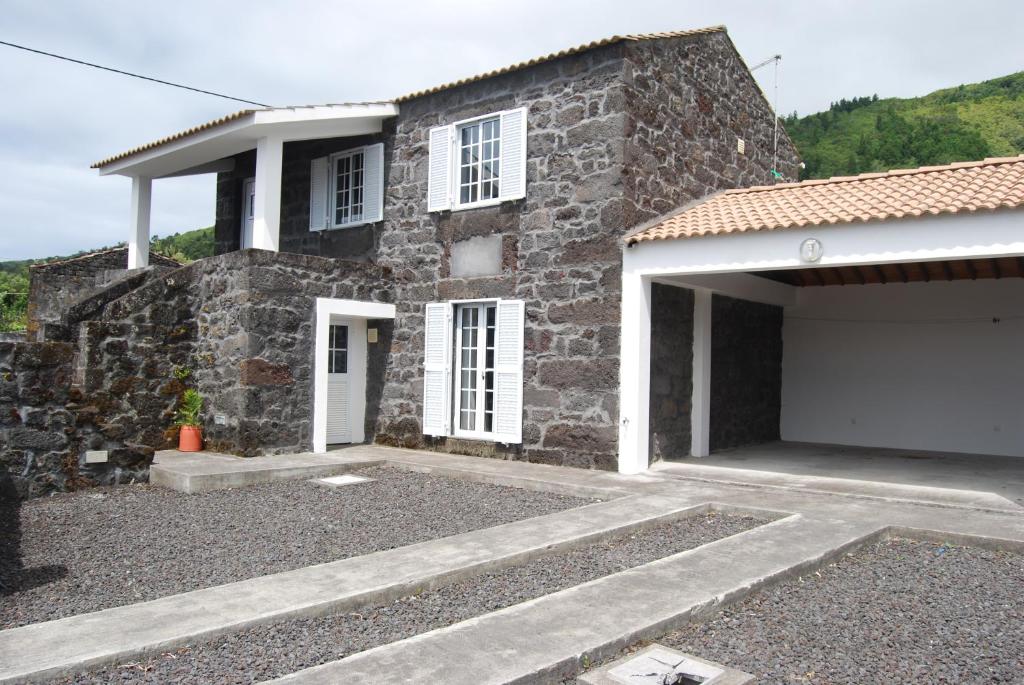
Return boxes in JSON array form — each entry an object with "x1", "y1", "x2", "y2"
[
  {"x1": 579, "y1": 645, "x2": 753, "y2": 685},
  {"x1": 314, "y1": 474, "x2": 374, "y2": 487}
]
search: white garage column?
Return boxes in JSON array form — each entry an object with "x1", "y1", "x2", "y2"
[
  {"x1": 252, "y1": 135, "x2": 283, "y2": 252},
  {"x1": 690, "y1": 289, "x2": 712, "y2": 458},
  {"x1": 127, "y1": 176, "x2": 152, "y2": 269},
  {"x1": 617, "y1": 271, "x2": 652, "y2": 474}
]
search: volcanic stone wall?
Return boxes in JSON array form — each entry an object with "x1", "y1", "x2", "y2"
[
  {"x1": 100, "y1": 250, "x2": 391, "y2": 457},
  {"x1": 648, "y1": 284, "x2": 695, "y2": 463},
  {"x1": 621, "y1": 32, "x2": 801, "y2": 225},
  {"x1": 0, "y1": 340, "x2": 153, "y2": 498},
  {"x1": 26, "y1": 247, "x2": 179, "y2": 340},
  {"x1": 709, "y1": 294, "x2": 784, "y2": 451}
]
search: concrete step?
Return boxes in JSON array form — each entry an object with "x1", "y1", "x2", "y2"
[
  {"x1": 149, "y1": 449, "x2": 384, "y2": 493},
  {"x1": 0, "y1": 493, "x2": 710, "y2": 684},
  {"x1": 265, "y1": 515, "x2": 882, "y2": 685}
]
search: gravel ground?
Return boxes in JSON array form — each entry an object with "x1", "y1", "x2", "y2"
[
  {"x1": 573, "y1": 537, "x2": 1024, "y2": 684},
  {"x1": 1, "y1": 466, "x2": 592, "y2": 628},
  {"x1": 53, "y1": 512, "x2": 762, "y2": 684}
]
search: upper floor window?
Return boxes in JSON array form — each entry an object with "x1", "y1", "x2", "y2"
[
  {"x1": 428, "y1": 108, "x2": 526, "y2": 213},
  {"x1": 458, "y1": 117, "x2": 500, "y2": 206},
  {"x1": 333, "y1": 149, "x2": 365, "y2": 226},
  {"x1": 308, "y1": 143, "x2": 384, "y2": 231}
]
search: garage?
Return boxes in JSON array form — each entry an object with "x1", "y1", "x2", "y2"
[{"x1": 617, "y1": 156, "x2": 1024, "y2": 495}]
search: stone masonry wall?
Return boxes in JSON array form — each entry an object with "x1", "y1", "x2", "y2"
[
  {"x1": 0, "y1": 340, "x2": 153, "y2": 499},
  {"x1": 100, "y1": 250, "x2": 392, "y2": 456},
  {"x1": 622, "y1": 32, "x2": 801, "y2": 226},
  {"x1": 709, "y1": 294, "x2": 783, "y2": 451},
  {"x1": 27, "y1": 247, "x2": 179, "y2": 340},
  {"x1": 649, "y1": 283, "x2": 694, "y2": 464}
]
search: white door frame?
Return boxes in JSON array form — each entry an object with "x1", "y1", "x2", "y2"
[
  {"x1": 312, "y1": 297, "x2": 397, "y2": 453},
  {"x1": 617, "y1": 209, "x2": 1024, "y2": 475}
]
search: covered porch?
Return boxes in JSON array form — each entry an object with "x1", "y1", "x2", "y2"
[
  {"x1": 617, "y1": 157, "x2": 1024, "y2": 500},
  {"x1": 91, "y1": 103, "x2": 398, "y2": 268}
]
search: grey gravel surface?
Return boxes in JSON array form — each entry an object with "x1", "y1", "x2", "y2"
[
  {"x1": 1, "y1": 466, "x2": 590, "y2": 628},
  {"x1": 574, "y1": 537, "x2": 1024, "y2": 684},
  {"x1": 53, "y1": 512, "x2": 762, "y2": 684}
]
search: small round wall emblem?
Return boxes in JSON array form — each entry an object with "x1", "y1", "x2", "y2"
[{"x1": 800, "y1": 238, "x2": 823, "y2": 263}]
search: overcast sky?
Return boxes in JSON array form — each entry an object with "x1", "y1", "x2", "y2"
[{"x1": 1, "y1": 0, "x2": 1021, "y2": 260}]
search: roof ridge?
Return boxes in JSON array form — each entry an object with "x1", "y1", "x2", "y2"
[
  {"x1": 721, "y1": 154, "x2": 1024, "y2": 196},
  {"x1": 392, "y1": 25, "x2": 726, "y2": 102}
]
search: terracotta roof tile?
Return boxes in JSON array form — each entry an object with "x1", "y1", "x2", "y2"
[{"x1": 625, "y1": 156, "x2": 1024, "y2": 244}]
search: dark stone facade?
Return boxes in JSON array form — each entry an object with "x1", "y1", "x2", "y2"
[
  {"x1": 101, "y1": 250, "x2": 392, "y2": 456},
  {"x1": 648, "y1": 284, "x2": 695, "y2": 463},
  {"x1": 26, "y1": 247, "x2": 179, "y2": 340},
  {"x1": 209, "y1": 30, "x2": 799, "y2": 470},
  {"x1": 709, "y1": 294, "x2": 784, "y2": 451},
  {"x1": 0, "y1": 340, "x2": 152, "y2": 499}
]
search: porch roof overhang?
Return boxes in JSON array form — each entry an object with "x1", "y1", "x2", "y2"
[{"x1": 93, "y1": 102, "x2": 399, "y2": 178}]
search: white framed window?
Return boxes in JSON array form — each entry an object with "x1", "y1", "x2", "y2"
[
  {"x1": 427, "y1": 108, "x2": 527, "y2": 213},
  {"x1": 309, "y1": 142, "x2": 384, "y2": 231},
  {"x1": 422, "y1": 299, "x2": 524, "y2": 444},
  {"x1": 331, "y1": 149, "x2": 365, "y2": 227}
]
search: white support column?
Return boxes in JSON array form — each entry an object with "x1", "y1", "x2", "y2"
[
  {"x1": 127, "y1": 176, "x2": 152, "y2": 269},
  {"x1": 617, "y1": 269, "x2": 653, "y2": 474},
  {"x1": 690, "y1": 288, "x2": 712, "y2": 457},
  {"x1": 252, "y1": 135, "x2": 283, "y2": 252}
]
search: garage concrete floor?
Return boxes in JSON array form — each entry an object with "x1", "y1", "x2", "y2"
[{"x1": 662, "y1": 441, "x2": 1024, "y2": 507}]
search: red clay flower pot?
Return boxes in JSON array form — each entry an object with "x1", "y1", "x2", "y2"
[{"x1": 178, "y1": 425, "x2": 203, "y2": 452}]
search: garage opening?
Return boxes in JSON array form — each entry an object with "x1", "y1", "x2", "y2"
[{"x1": 646, "y1": 257, "x2": 1024, "y2": 498}]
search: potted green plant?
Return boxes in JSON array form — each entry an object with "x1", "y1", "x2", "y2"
[{"x1": 175, "y1": 388, "x2": 204, "y2": 452}]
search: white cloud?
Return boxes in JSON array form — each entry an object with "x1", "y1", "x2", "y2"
[{"x1": 1, "y1": 0, "x2": 1021, "y2": 259}]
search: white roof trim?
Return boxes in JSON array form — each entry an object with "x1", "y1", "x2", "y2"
[{"x1": 98, "y1": 103, "x2": 399, "y2": 179}]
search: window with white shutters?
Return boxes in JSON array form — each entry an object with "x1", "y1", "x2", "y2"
[
  {"x1": 309, "y1": 143, "x2": 384, "y2": 231},
  {"x1": 421, "y1": 299, "x2": 524, "y2": 443},
  {"x1": 427, "y1": 107, "x2": 527, "y2": 213}
]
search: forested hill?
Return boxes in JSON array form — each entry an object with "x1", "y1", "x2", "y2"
[{"x1": 785, "y1": 71, "x2": 1024, "y2": 180}]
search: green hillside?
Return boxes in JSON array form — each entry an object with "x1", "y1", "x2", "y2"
[{"x1": 785, "y1": 71, "x2": 1024, "y2": 179}]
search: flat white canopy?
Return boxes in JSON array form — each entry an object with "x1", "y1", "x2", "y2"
[{"x1": 96, "y1": 102, "x2": 399, "y2": 178}]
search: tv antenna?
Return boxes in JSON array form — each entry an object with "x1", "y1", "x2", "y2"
[{"x1": 750, "y1": 54, "x2": 783, "y2": 180}]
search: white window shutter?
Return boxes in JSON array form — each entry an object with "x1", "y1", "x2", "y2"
[
  {"x1": 309, "y1": 156, "x2": 330, "y2": 231},
  {"x1": 498, "y1": 108, "x2": 527, "y2": 202},
  {"x1": 362, "y1": 143, "x2": 385, "y2": 224},
  {"x1": 493, "y1": 299, "x2": 525, "y2": 444},
  {"x1": 422, "y1": 302, "x2": 453, "y2": 436},
  {"x1": 427, "y1": 125, "x2": 452, "y2": 212}
]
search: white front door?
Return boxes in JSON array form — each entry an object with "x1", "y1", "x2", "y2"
[
  {"x1": 241, "y1": 177, "x2": 255, "y2": 249},
  {"x1": 326, "y1": 323, "x2": 351, "y2": 444}
]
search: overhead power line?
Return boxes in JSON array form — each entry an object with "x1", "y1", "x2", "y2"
[{"x1": 0, "y1": 39, "x2": 271, "y2": 107}]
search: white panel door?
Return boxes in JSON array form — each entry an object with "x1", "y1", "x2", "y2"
[
  {"x1": 241, "y1": 177, "x2": 255, "y2": 249},
  {"x1": 326, "y1": 323, "x2": 351, "y2": 444}
]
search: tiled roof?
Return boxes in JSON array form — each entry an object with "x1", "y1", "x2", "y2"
[
  {"x1": 625, "y1": 155, "x2": 1024, "y2": 245},
  {"x1": 94, "y1": 26, "x2": 725, "y2": 169},
  {"x1": 393, "y1": 26, "x2": 725, "y2": 102}
]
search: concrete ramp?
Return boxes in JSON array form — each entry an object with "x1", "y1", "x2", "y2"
[{"x1": 651, "y1": 461, "x2": 1023, "y2": 513}]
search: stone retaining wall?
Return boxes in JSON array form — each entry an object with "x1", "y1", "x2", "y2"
[
  {"x1": 0, "y1": 341, "x2": 151, "y2": 499},
  {"x1": 27, "y1": 247, "x2": 179, "y2": 340}
]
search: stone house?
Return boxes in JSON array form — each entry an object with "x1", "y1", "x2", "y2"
[{"x1": 3, "y1": 25, "x2": 803, "y2": 495}]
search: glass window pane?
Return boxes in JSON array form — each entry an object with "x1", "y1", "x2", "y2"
[{"x1": 336, "y1": 326, "x2": 348, "y2": 349}]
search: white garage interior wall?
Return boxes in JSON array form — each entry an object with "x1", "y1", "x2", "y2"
[{"x1": 780, "y1": 278, "x2": 1024, "y2": 457}]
